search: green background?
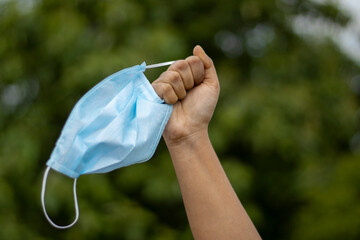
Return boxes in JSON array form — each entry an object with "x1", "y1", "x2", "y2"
[{"x1": 1, "y1": 0, "x2": 359, "y2": 239}]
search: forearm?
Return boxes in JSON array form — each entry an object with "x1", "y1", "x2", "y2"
[{"x1": 165, "y1": 130, "x2": 261, "y2": 240}]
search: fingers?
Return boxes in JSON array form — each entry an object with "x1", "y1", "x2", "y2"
[
  {"x1": 168, "y1": 60, "x2": 194, "y2": 90},
  {"x1": 161, "y1": 71, "x2": 187, "y2": 99},
  {"x1": 152, "y1": 45, "x2": 216, "y2": 105},
  {"x1": 152, "y1": 81, "x2": 178, "y2": 104},
  {"x1": 152, "y1": 57, "x2": 205, "y2": 104},
  {"x1": 152, "y1": 70, "x2": 186, "y2": 104}
]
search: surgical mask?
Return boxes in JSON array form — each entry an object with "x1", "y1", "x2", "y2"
[{"x1": 41, "y1": 60, "x2": 175, "y2": 229}]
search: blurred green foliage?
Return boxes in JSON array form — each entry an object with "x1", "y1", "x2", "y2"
[{"x1": 0, "y1": 0, "x2": 359, "y2": 239}]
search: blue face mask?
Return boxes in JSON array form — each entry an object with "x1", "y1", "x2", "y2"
[{"x1": 41, "y1": 61, "x2": 175, "y2": 229}]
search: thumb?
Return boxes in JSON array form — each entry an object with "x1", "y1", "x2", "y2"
[{"x1": 193, "y1": 45, "x2": 218, "y2": 86}]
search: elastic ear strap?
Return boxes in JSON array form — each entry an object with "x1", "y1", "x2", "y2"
[
  {"x1": 41, "y1": 166, "x2": 79, "y2": 229},
  {"x1": 146, "y1": 61, "x2": 176, "y2": 69}
]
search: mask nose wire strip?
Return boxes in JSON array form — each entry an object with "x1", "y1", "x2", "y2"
[
  {"x1": 41, "y1": 166, "x2": 79, "y2": 229},
  {"x1": 146, "y1": 61, "x2": 176, "y2": 69}
]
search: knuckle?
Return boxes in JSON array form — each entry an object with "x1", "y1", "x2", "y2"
[
  {"x1": 179, "y1": 91, "x2": 186, "y2": 100},
  {"x1": 187, "y1": 80, "x2": 194, "y2": 89},
  {"x1": 160, "y1": 71, "x2": 179, "y2": 85},
  {"x1": 170, "y1": 98, "x2": 178, "y2": 105},
  {"x1": 160, "y1": 71, "x2": 172, "y2": 80},
  {"x1": 166, "y1": 94, "x2": 178, "y2": 105},
  {"x1": 173, "y1": 60, "x2": 188, "y2": 71},
  {"x1": 187, "y1": 56, "x2": 203, "y2": 67},
  {"x1": 169, "y1": 71, "x2": 181, "y2": 85},
  {"x1": 163, "y1": 83, "x2": 173, "y2": 94},
  {"x1": 184, "y1": 77, "x2": 194, "y2": 90}
]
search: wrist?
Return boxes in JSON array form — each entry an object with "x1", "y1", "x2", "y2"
[{"x1": 164, "y1": 129, "x2": 209, "y2": 150}]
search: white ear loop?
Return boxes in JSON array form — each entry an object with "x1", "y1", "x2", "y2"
[
  {"x1": 146, "y1": 61, "x2": 176, "y2": 69},
  {"x1": 41, "y1": 166, "x2": 79, "y2": 229}
]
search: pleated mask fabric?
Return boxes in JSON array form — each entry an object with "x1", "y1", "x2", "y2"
[{"x1": 41, "y1": 61, "x2": 174, "y2": 229}]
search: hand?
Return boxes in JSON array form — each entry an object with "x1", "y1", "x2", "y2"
[{"x1": 152, "y1": 46, "x2": 220, "y2": 144}]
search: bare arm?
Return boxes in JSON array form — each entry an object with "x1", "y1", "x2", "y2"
[{"x1": 152, "y1": 46, "x2": 261, "y2": 240}]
